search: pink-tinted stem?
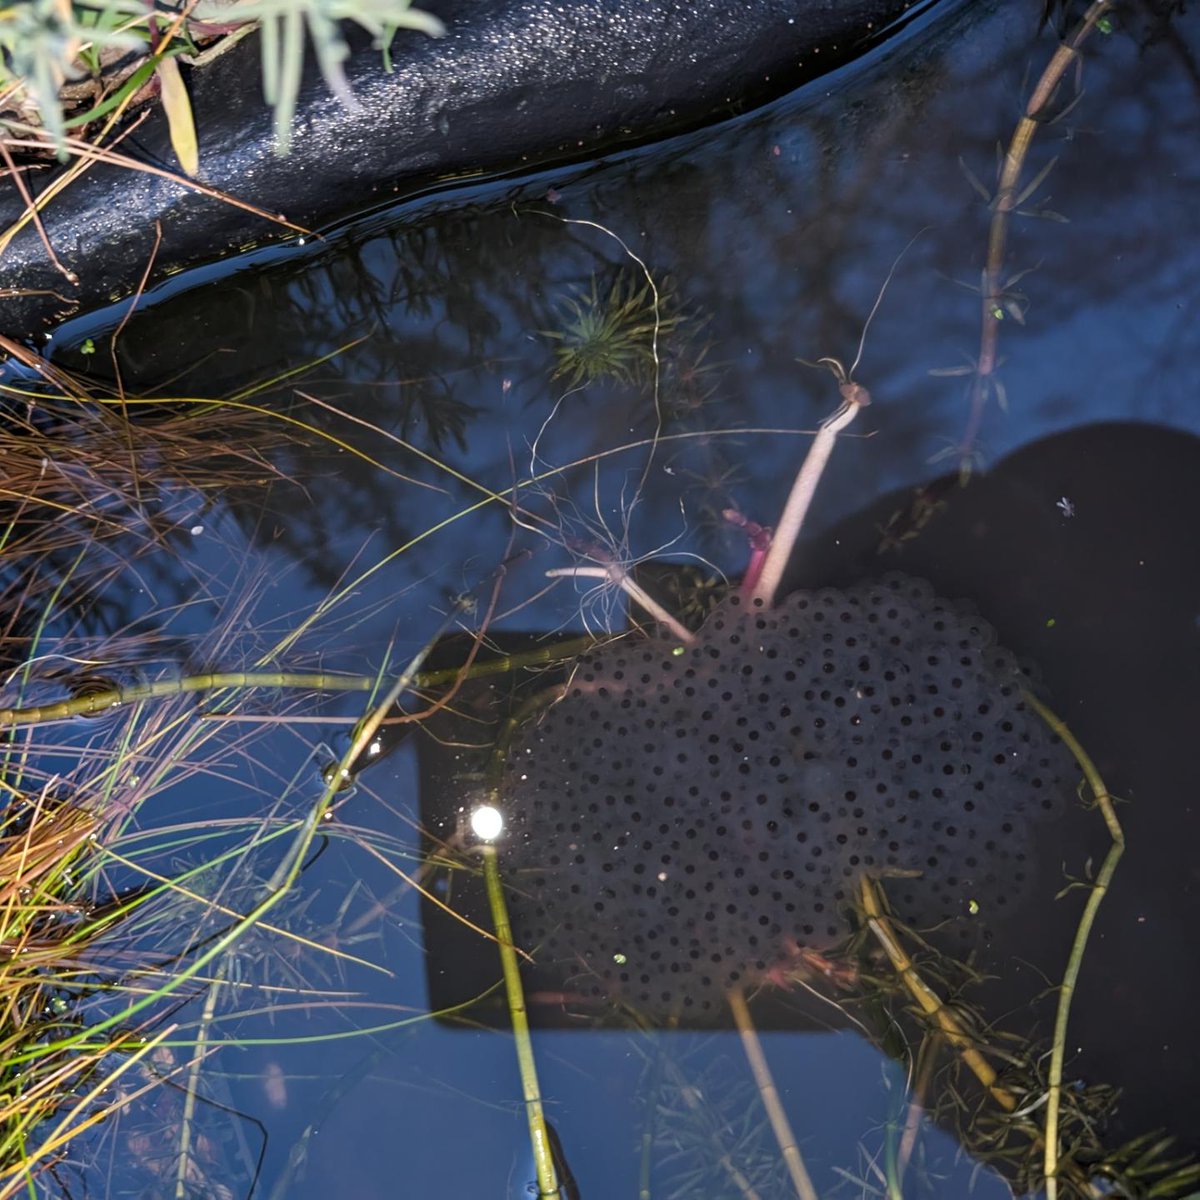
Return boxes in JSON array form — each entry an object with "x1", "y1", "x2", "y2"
[
  {"x1": 750, "y1": 388, "x2": 866, "y2": 608},
  {"x1": 547, "y1": 565, "x2": 696, "y2": 644}
]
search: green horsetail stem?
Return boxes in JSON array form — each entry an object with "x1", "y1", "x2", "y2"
[
  {"x1": 0, "y1": 636, "x2": 598, "y2": 727},
  {"x1": 1022, "y1": 690, "x2": 1124, "y2": 1200},
  {"x1": 481, "y1": 841, "x2": 561, "y2": 1200},
  {"x1": 0, "y1": 673, "x2": 373, "y2": 725}
]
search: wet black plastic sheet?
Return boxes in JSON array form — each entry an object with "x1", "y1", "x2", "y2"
[{"x1": 0, "y1": 0, "x2": 942, "y2": 337}]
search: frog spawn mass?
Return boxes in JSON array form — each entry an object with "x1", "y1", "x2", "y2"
[{"x1": 498, "y1": 575, "x2": 1078, "y2": 1018}]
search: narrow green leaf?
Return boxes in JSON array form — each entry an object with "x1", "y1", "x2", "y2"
[
  {"x1": 65, "y1": 58, "x2": 157, "y2": 129},
  {"x1": 273, "y1": 8, "x2": 304, "y2": 154},
  {"x1": 1018, "y1": 206, "x2": 1071, "y2": 224},
  {"x1": 1014, "y1": 154, "x2": 1059, "y2": 207},
  {"x1": 993, "y1": 377, "x2": 1009, "y2": 413},
  {"x1": 1002, "y1": 264, "x2": 1041, "y2": 289},
  {"x1": 957, "y1": 156, "x2": 992, "y2": 203},
  {"x1": 261, "y1": 11, "x2": 280, "y2": 105}
]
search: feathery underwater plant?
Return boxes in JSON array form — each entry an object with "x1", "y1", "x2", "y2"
[{"x1": 541, "y1": 270, "x2": 683, "y2": 390}]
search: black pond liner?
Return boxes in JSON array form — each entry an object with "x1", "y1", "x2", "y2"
[{"x1": 0, "y1": 0, "x2": 944, "y2": 338}]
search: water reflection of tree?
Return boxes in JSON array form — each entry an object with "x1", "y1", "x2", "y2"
[{"x1": 68, "y1": 3, "x2": 1188, "y2": 612}]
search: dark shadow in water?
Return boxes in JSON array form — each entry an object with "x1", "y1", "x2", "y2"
[{"x1": 798, "y1": 419, "x2": 1200, "y2": 1159}]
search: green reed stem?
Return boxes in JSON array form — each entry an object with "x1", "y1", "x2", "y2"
[
  {"x1": 0, "y1": 673, "x2": 372, "y2": 725},
  {"x1": 1023, "y1": 691, "x2": 1124, "y2": 1200},
  {"x1": 0, "y1": 637, "x2": 598, "y2": 727},
  {"x1": 480, "y1": 842, "x2": 560, "y2": 1200}
]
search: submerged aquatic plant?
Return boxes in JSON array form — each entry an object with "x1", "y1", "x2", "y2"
[
  {"x1": 948, "y1": 0, "x2": 1116, "y2": 472},
  {"x1": 541, "y1": 270, "x2": 682, "y2": 389},
  {"x1": 428, "y1": 176, "x2": 1180, "y2": 1199},
  {"x1": 447, "y1": 406, "x2": 1156, "y2": 1198},
  {"x1": 638, "y1": 1039, "x2": 786, "y2": 1200}
]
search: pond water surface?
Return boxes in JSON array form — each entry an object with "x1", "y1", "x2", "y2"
[{"x1": 23, "y1": 1, "x2": 1200, "y2": 1196}]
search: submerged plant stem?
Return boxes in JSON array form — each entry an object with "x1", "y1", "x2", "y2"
[
  {"x1": 958, "y1": 0, "x2": 1115, "y2": 462},
  {"x1": 547, "y1": 565, "x2": 695, "y2": 644},
  {"x1": 727, "y1": 985, "x2": 819, "y2": 1200},
  {"x1": 751, "y1": 397, "x2": 863, "y2": 608},
  {"x1": 1022, "y1": 692, "x2": 1124, "y2": 1200},
  {"x1": 859, "y1": 878, "x2": 1018, "y2": 1114},
  {"x1": 0, "y1": 638, "x2": 599, "y2": 728},
  {"x1": 0, "y1": 672, "x2": 375, "y2": 726},
  {"x1": 480, "y1": 843, "x2": 560, "y2": 1200}
]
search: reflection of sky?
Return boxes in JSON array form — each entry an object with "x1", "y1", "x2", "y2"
[
  {"x1": 301, "y1": 1022, "x2": 1016, "y2": 1200},
  {"x1": 33, "y1": 0, "x2": 1200, "y2": 1195}
]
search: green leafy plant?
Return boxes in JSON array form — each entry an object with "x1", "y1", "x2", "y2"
[
  {"x1": 0, "y1": 0, "x2": 444, "y2": 160},
  {"x1": 541, "y1": 270, "x2": 682, "y2": 389},
  {"x1": 192, "y1": 0, "x2": 445, "y2": 153}
]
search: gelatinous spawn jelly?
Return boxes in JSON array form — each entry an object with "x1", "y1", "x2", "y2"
[{"x1": 500, "y1": 575, "x2": 1078, "y2": 1017}]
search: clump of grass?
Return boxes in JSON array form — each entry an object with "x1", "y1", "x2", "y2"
[
  {"x1": 0, "y1": 776, "x2": 156, "y2": 1196},
  {"x1": 0, "y1": 391, "x2": 288, "y2": 563},
  {"x1": 0, "y1": 0, "x2": 444, "y2": 161},
  {"x1": 0, "y1": 322, "x2": 561, "y2": 1194},
  {"x1": 0, "y1": 342, "x2": 397, "y2": 1192},
  {"x1": 0, "y1": 0, "x2": 146, "y2": 150}
]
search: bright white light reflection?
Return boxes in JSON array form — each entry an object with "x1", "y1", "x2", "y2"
[{"x1": 470, "y1": 804, "x2": 504, "y2": 842}]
